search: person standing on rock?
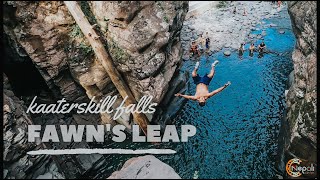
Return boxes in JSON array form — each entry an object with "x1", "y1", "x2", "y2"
[
  {"x1": 277, "y1": 1, "x2": 282, "y2": 7},
  {"x1": 243, "y1": 8, "x2": 247, "y2": 16},
  {"x1": 175, "y1": 61, "x2": 231, "y2": 107},
  {"x1": 205, "y1": 32, "x2": 210, "y2": 49},
  {"x1": 197, "y1": 34, "x2": 206, "y2": 51}
]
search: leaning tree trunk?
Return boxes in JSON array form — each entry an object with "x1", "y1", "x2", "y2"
[{"x1": 64, "y1": 1, "x2": 149, "y2": 135}]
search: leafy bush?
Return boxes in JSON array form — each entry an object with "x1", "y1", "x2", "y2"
[
  {"x1": 69, "y1": 25, "x2": 83, "y2": 38},
  {"x1": 216, "y1": 1, "x2": 229, "y2": 8}
]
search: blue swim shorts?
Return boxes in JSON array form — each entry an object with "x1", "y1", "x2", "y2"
[{"x1": 192, "y1": 74, "x2": 212, "y2": 85}]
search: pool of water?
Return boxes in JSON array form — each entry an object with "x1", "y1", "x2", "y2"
[{"x1": 91, "y1": 7, "x2": 295, "y2": 179}]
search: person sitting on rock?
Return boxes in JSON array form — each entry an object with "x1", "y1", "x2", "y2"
[
  {"x1": 258, "y1": 42, "x2": 266, "y2": 53},
  {"x1": 175, "y1": 61, "x2": 231, "y2": 107},
  {"x1": 190, "y1": 41, "x2": 200, "y2": 56}
]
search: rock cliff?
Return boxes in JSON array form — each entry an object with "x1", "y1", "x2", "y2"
[
  {"x1": 3, "y1": 1, "x2": 188, "y2": 179},
  {"x1": 3, "y1": 1, "x2": 188, "y2": 126},
  {"x1": 285, "y1": 0, "x2": 317, "y2": 167},
  {"x1": 3, "y1": 74, "x2": 65, "y2": 179}
]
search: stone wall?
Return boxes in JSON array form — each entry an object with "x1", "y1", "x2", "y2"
[{"x1": 285, "y1": 0, "x2": 317, "y2": 165}]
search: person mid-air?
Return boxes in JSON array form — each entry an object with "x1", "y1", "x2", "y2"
[{"x1": 175, "y1": 61, "x2": 231, "y2": 106}]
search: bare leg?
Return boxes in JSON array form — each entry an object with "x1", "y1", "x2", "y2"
[
  {"x1": 208, "y1": 66, "x2": 215, "y2": 78},
  {"x1": 208, "y1": 60, "x2": 219, "y2": 78},
  {"x1": 192, "y1": 62, "x2": 199, "y2": 77},
  {"x1": 192, "y1": 69, "x2": 198, "y2": 77}
]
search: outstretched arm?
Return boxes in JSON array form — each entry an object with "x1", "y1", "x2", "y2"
[
  {"x1": 175, "y1": 93, "x2": 197, "y2": 101},
  {"x1": 207, "y1": 81, "x2": 231, "y2": 98}
]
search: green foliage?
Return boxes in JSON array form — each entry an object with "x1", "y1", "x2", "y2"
[
  {"x1": 78, "y1": 42, "x2": 93, "y2": 55},
  {"x1": 66, "y1": 2, "x2": 97, "y2": 65},
  {"x1": 157, "y1": 2, "x2": 165, "y2": 11},
  {"x1": 107, "y1": 39, "x2": 129, "y2": 63},
  {"x1": 156, "y1": 2, "x2": 168, "y2": 23},
  {"x1": 216, "y1": 1, "x2": 229, "y2": 8},
  {"x1": 164, "y1": 16, "x2": 169, "y2": 23},
  {"x1": 67, "y1": 42, "x2": 93, "y2": 64},
  {"x1": 79, "y1": 1, "x2": 97, "y2": 25},
  {"x1": 69, "y1": 25, "x2": 83, "y2": 38},
  {"x1": 67, "y1": 24, "x2": 92, "y2": 61},
  {"x1": 67, "y1": 28, "x2": 93, "y2": 64}
]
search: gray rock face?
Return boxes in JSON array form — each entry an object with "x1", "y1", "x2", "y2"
[
  {"x1": 89, "y1": 1, "x2": 189, "y2": 104},
  {"x1": 3, "y1": 1, "x2": 188, "y2": 124},
  {"x1": 285, "y1": 0, "x2": 317, "y2": 168},
  {"x1": 3, "y1": 74, "x2": 65, "y2": 179},
  {"x1": 152, "y1": 71, "x2": 189, "y2": 128},
  {"x1": 107, "y1": 155, "x2": 181, "y2": 179}
]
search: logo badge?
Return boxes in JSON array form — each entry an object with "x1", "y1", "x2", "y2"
[{"x1": 286, "y1": 158, "x2": 315, "y2": 177}]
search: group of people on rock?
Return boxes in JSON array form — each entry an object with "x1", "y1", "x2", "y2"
[
  {"x1": 233, "y1": 7, "x2": 247, "y2": 16},
  {"x1": 190, "y1": 37, "x2": 267, "y2": 58},
  {"x1": 271, "y1": 1, "x2": 282, "y2": 7},
  {"x1": 232, "y1": 1, "x2": 282, "y2": 17},
  {"x1": 189, "y1": 32, "x2": 211, "y2": 56},
  {"x1": 238, "y1": 42, "x2": 266, "y2": 57}
]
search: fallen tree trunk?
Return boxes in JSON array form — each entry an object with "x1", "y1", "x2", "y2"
[{"x1": 64, "y1": 1, "x2": 149, "y2": 135}]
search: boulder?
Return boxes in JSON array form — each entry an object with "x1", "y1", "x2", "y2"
[
  {"x1": 224, "y1": 50, "x2": 231, "y2": 56},
  {"x1": 270, "y1": 23, "x2": 277, "y2": 27},
  {"x1": 261, "y1": 31, "x2": 267, "y2": 36},
  {"x1": 108, "y1": 155, "x2": 181, "y2": 179}
]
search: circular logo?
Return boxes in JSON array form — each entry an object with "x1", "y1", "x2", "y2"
[{"x1": 286, "y1": 158, "x2": 302, "y2": 177}]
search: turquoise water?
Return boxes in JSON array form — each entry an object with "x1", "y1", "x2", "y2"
[{"x1": 90, "y1": 8, "x2": 295, "y2": 179}]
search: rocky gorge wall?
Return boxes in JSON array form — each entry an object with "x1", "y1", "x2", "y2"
[
  {"x1": 3, "y1": 74, "x2": 64, "y2": 179},
  {"x1": 3, "y1": 1, "x2": 188, "y2": 179},
  {"x1": 284, "y1": 0, "x2": 317, "y2": 170},
  {"x1": 3, "y1": 1, "x2": 188, "y2": 127}
]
